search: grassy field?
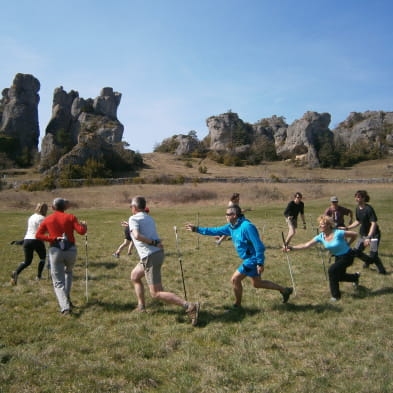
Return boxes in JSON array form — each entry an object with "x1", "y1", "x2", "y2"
[{"x1": 1, "y1": 184, "x2": 392, "y2": 392}]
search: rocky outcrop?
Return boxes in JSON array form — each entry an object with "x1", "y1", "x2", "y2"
[
  {"x1": 174, "y1": 134, "x2": 200, "y2": 156},
  {"x1": 333, "y1": 111, "x2": 393, "y2": 155},
  {"x1": 40, "y1": 87, "x2": 124, "y2": 171},
  {"x1": 204, "y1": 111, "x2": 332, "y2": 166},
  {"x1": 253, "y1": 115, "x2": 287, "y2": 142},
  {"x1": 0, "y1": 73, "x2": 40, "y2": 164},
  {"x1": 49, "y1": 132, "x2": 112, "y2": 173},
  {"x1": 205, "y1": 112, "x2": 251, "y2": 150},
  {"x1": 276, "y1": 111, "x2": 332, "y2": 167}
]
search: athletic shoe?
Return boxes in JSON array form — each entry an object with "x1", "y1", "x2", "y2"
[
  {"x1": 10, "y1": 240, "x2": 24, "y2": 246},
  {"x1": 215, "y1": 240, "x2": 222, "y2": 246},
  {"x1": 362, "y1": 262, "x2": 370, "y2": 269},
  {"x1": 112, "y1": 253, "x2": 120, "y2": 258},
  {"x1": 282, "y1": 287, "x2": 293, "y2": 303},
  {"x1": 10, "y1": 271, "x2": 18, "y2": 286},
  {"x1": 186, "y1": 302, "x2": 200, "y2": 326},
  {"x1": 353, "y1": 272, "x2": 360, "y2": 289},
  {"x1": 330, "y1": 297, "x2": 339, "y2": 302},
  {"x1": 61, "y1": 309, "x2": 72, "y2": 316}
]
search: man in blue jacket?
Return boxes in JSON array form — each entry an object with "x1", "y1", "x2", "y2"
[{"x1": 185, "y1": 205, "x2": 293, "y2": 309}]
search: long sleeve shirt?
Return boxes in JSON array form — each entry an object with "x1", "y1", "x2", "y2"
[
  {"x1": 196, "y1": 216, "x2": 265, "y2": 266},
  {"x1": 36, "y1": 211, "x2": 87, "y2": 245}
]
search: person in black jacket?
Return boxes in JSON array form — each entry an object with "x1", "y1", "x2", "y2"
[
  {"x1": 283, "y1": 192, "x2": 306, "y2": 245},
  {"x1": 344, "y1": 190, "x2": 386, "y2": 274}
]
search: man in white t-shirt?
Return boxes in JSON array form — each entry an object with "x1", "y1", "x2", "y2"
[{"x1": 129, "y1": 196, "x2": 199, "y2": 326}]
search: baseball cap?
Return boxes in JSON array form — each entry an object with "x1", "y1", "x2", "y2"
[{"x1": 330, "y1": 196, "x2": 338, "y2": 202}]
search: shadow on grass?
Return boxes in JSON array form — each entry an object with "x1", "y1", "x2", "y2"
[
  {"x1": 352, "y1": 285, "x2": 393, "y2": 299},
  {"x1": 193, "y1": 306, "x2": 262, "y2": 327},
  {"x1": 121, "y1": 304, "x2": 263, "y2": 327},
  {"x1": 69, "y1": 299, "x2": 135, "y2": 318},
  {"x1": 87, "y1": 261, "x2": 118, "y2": 270},
  {"x1": 271, "y1": 302, "x2": 343, "y2": 313}
]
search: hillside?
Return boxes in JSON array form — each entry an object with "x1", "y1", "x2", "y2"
[
  {"x1": 139, "y1": 153, "x2": 393, "y2": 181},
  {"x1": 1, "y1": 154, "x2": 392, "y2": 212}
]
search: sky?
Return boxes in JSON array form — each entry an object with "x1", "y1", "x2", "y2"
[{"x1": 1, "y1": 0, "x2": 393, "y2": 153}]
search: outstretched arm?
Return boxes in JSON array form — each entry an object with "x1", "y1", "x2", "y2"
[
  {"x1": 185, "y1": 223, "x2": 230, "y2": 237},
  {"x1": 185, "y1": 223, "x2": 196, "y2": 232},
  {"x1": 283, "y1": 238, "x2": 317, "y2": 252},
  {"x1": 344, "y1": 230, "x2": 358, "y2": 245}
]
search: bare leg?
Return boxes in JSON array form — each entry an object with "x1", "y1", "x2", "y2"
[
  {"x1": 250, "y1": 276, "x2": 285, "y2": 292},
  {"x1": 115, "y1": 239, "x2": 130, "y2": 255},
  {"x1": 130, "y1": 264, "x2": 146, "y2": 308},
  {"x1": 285, "y1": 222, "x2": 296, "y2": 245},
  {"x1": 231, "y1": 271, "x2": 246, "y2": 306},
  {"x1": 148, "y1": 283, "x2": 186, "y2": 307}
]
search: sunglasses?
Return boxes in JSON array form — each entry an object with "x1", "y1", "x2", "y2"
[{"x1": 225, "y1": 213, "x2": 234, "y2": 216}]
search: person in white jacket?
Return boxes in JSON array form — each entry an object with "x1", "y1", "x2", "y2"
[{"x1": 11, "y1": 203, "x2": 48, "y2": 285}]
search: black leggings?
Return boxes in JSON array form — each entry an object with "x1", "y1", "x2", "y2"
[
  {"x1": 15, "y1": 239, "x2": 47, "y2": 277},
  {"x1": 328, "y1": 251, "x2": 357, "y2": 299}
]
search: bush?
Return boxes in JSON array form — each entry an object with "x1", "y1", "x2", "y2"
[
  {"x1": 20, "y1": 175, "x2": 57, "y2": 191},
  {"x1": 154, "y1": 136, "x2": 180, "y2": 153},
  {"x1": 198, "y1": 165, "x2": 207, "y2": 174}
]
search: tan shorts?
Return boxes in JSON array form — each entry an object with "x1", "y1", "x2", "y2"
[
  {"x1": 286, "y1": 217, "x2": 297, "y2": 229},
  {"x1": 139, "y1": 250, "x2": 164, "y2": 285}
]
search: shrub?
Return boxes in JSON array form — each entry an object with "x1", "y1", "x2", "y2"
[
  {"x1": 21, "y1": 175, "x2": 57, "y2": 191},
  {"x1": 198, "y1": 165, "x2": 207, "y2": 174},
  {"x1": 154, "y1": 136, "x2": 180, "y2": 153}
]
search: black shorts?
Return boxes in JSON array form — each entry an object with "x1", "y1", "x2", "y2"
[{"x1": 124, "y1": 227, "x2": 132, "y2": 241}]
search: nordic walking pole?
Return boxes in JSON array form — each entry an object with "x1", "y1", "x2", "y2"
[
  {"x1": 281, "y1": 232, "x2": 297, "y2": 296},
  {"x1": 85, "y1": 233, "x2": 89, "y2": 303},
  {"x1": 174, "y1": 226, "x2": 187, "y2": 300},
  {"x1": 196, "y1": 212, "x2": 200, "y2": 250},
  {"x1": 316, "y1": 228, "x2": 328, "y2": 281}
]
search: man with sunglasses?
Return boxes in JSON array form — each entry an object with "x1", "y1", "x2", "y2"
[{"x1": 185, "y1": 205, "x2": 293, "y2": 309}]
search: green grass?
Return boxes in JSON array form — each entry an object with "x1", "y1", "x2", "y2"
[{"x1": 1, "y1": 190, "x2": 393, "y2": 393}]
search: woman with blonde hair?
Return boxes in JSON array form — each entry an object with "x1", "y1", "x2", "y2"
[
  {"x1": 11, "y1": 203, "x2": 48, "y2": 285},
  {"x1": 284, "y1": 215, "x2": 359, "y2": 301}
]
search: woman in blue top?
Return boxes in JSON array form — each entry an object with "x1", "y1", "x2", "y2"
[{"x1": 284, "y1": 215, "x2": 359, "y2": 301}]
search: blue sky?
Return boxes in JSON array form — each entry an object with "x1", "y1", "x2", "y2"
[{"x1": 1, "y1": 0, "x2": 392, "y2": 153}]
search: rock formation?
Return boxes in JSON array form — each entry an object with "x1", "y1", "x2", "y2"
[
  {"x1": 333, "y1": 111, "x2": 393, "y2": 155},
  {"x1": 174, "y1": 134, "x2": 200, "y2": 156},
  {"x1": 276, "y1": 111, "x2": 332, "y2": 167},
  {"x1": 202, "y1": 110, "x2": 392, "y2": 167},
  {"x1": 40, "y1": 87, "x2": 124, "y2": 171},
  {"x1": 206, "y1": 112, "x2": 252, "y2": 151},
  {"x1": 0, "y1": 73, "x2": 40, "y2": 165}
]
